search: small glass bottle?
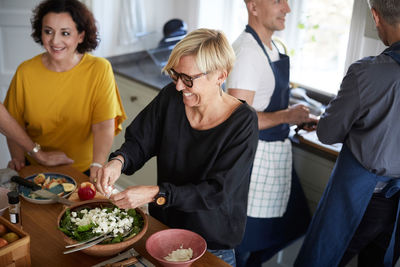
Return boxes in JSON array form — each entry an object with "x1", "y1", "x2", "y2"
[{"x1": 7, "y1": 191, "x2": 21, "y2": 226}]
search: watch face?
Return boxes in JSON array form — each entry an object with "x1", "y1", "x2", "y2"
[{"x1": 156, "y1": 196, "x2": 166, "y2": 206}]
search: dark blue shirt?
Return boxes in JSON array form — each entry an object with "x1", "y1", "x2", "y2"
[{"x1": 317, "y1": 49, "x2": 400, "y2": 177}]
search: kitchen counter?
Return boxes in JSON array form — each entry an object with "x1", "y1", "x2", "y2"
[
  {"x1": 14, "y1": 165, "x2": 230, "y2": 267},
  {"x1": 108, "y1": 50, "x2": 171, "y2": 91}
]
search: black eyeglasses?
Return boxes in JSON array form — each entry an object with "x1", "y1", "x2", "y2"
[{"x1": 168, "y1": 68, "x2": 208, "y2": 88}]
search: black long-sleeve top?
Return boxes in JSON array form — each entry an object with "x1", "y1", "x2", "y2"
[{"x1": 110, "y1": 83, "x2": 258, "y2": 249}]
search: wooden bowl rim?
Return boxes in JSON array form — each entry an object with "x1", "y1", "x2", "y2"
[{"x1": 56, "y1": 199, "x2": 148, "y2": 248}]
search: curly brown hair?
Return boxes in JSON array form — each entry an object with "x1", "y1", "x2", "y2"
[{"x1": 31, "y1": 0, "x2": 99, "y2": 53}]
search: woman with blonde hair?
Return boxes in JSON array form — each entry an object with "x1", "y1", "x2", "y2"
[{"x1": 97, "y1": 28, "x2": 258, "y2": 266}]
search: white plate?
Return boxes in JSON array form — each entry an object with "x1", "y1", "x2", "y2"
[{"x1": 18, "y1": 173, "x2": 76, "y2": 204}]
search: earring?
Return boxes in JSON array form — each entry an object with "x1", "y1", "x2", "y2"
[{"x1": 217, "y1": 83, "x2": 222, "y2": 96}]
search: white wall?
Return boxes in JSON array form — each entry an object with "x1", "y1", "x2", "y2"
[
  {"x1": 92, "y1": 0, "x2": 199, "y2": 58},
  {"x1": 0, "y1": 0, "x2": 43, "y2": 168},
  {"x1": 345, "y1": 0, "x2": 387, "y2": 71}
]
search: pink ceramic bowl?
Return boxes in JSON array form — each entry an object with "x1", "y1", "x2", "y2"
[
  {"x1": 57, "y1": 199, "x2": 148, "y2": 257},
  {"x1": 145, "y1": 228, "x2": 207, "y2": 267}
]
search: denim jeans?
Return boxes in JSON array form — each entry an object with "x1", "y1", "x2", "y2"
[{"x1": 208, "y1": 249, "x2": 236, "y2": 266}]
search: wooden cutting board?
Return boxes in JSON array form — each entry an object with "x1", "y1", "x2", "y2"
[{"x1": 67, "y1": 189, "x2": 108, "y2": 202}]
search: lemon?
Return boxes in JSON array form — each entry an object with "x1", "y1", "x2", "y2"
[
  {"x1": 62, "y1": 183, "x2": 75, "y2": 192},
  {"x1": 2, "y1": 232, "x2": 19, "y2": 243}
]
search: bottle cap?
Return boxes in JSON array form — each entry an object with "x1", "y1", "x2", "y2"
[{"x1": 7, "y1": 191, "x2": 20, "y2": 204}]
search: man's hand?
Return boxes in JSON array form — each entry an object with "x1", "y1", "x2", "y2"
[{"x1": 285, "y1": 104, "x2": 313, "y2": 125}]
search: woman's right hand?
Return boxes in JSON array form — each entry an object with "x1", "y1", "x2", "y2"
[
  {"x1": 34, "y1": 151, "x2": 74, "y2": 167},
  {"x1": 95, "y1": 159, "x2": 122, "y2": 197},
  {"x1": 7, "y1": 158, "x2": 25, "y2": 171}
]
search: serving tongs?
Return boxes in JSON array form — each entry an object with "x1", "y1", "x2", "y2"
[
  {"x1": 63, "y1": 230, "x2": 131, "y2": 254},
  {"x1": 65, "y1": 232, "x2": 108, "y2": 248}
]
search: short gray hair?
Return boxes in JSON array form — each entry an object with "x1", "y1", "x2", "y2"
[{"x1": 368, "y1": 0, "x2": 400, "y2": 25}]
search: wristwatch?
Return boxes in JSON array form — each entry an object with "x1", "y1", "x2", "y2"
[
  {"x1": 28, "y1": 143, "x2": 41, "y2": 156},
  {"x1": 154, "y1": 187, "x2": 168, "y2": 206}
]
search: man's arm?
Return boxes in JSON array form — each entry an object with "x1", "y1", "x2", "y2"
[
  {"x1": 316, "y1": 67, "x2": 360, "y2": 144},
  {"x1": 228, "y1": 88, "x2": 313, "y2": 130}
]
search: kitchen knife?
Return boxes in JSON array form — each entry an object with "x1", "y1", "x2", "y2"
[
  {"x1": 91, "y1": 248, "x2": 137, "y2": 267},
  {"x1": 11, "y1": 176, "x2": 74, "y2": 206},
  {"x1": 91, "y1": 248, "x2": 155, "y2": 267}
]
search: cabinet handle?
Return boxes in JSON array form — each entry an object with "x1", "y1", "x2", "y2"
[{"x1": 130, "y1": 96, "x2": 138, "y2": 102}]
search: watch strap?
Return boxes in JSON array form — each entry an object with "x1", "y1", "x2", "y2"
[
  {"x1": 154, "y1": 185, "x2": 168, "y2": 207},
  {"x1": 28, "y1": 143, "x2": 41, "y2": 156}
]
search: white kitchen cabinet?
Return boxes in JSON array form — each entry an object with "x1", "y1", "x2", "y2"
[
  {"x1": 292, "y1": 146, "x2": 336, "y2": 213},
  {"x1": 112, "y1": 74, "x2": 159, "y2": 189}
]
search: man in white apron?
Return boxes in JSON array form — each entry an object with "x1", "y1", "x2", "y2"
[
  {"x1": 295, "y1": 1, "x2": 400, "y2": 266},
  {"x1": 227, "y1": 0, "x2": 317, "y2": 266}
]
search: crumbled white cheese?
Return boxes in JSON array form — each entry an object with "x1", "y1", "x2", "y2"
[
  {"x1": 164, "y1": 245, "x2": 193, "y2": 262},
  {"x1": 70, "y1": 207, "x2": 133, "y2": 236}
]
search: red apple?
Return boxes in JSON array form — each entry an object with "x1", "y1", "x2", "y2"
[
  {"x1": 78, "y1": 182, "x2": 96, "y2": 201},
  {"x1": 0, "y1": 237, "x2": 8, "y2": 248},
  {"x1": 0, "y1": 223, "x2": 7, "y2": 236}
]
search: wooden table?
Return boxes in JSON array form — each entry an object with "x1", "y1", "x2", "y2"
[{"x1": 16, "y1": 165, "x2": 230, "y2": 267}]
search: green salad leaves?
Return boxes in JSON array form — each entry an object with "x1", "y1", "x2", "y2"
[{"x1": 59, "y1": 205, "x2": 144, "y2": 244}]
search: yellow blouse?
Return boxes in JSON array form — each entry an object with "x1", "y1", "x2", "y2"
[{"x1": 4, "y1": 53, "x2": 126, "y2": 171}]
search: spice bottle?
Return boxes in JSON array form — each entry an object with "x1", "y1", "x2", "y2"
[{"x1": 7, "y1": 191, "x2": 21, "y2": 226}]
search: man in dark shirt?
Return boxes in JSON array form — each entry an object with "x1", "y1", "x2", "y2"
[{"x1": 295, "y1": 0, "x2": 400, "y2": 266}]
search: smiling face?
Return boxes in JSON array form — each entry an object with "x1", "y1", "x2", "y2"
[
  {"x1": 41, "y1": 12, "x2": 85, "y2": 62},
  {"x1": 172, "y1": 55, "x2": 221, "y2": 108},
  {"x1": 252, "y1": 0, "x2": 291, "y2": 32}
]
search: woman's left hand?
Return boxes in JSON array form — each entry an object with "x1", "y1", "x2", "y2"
[{"x1": 110, "y1": 185, "x2": 159, "y2": 209}]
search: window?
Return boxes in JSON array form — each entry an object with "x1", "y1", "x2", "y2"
[
  {"x1": 278, "y1": 0, "x2": 355, "y2": 95},
  {"x1": 197, "y1": 0, "x2": 355, "y2": 96},
  {"x1": 197, "y1": 0, "x2": 248, "y2": 42}
]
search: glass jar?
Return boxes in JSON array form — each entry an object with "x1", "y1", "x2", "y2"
[{"x1": 7, "y1": 191, "x2": 21, "y2": 226}]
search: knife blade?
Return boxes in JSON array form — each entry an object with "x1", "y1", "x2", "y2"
[{"x1": 11, "y1": 176, "x2": 74, "y2": 206}]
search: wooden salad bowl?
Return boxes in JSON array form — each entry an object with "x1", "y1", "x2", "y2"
[{"x1": 56, "y1": 199, "x2": 148, "y2": 257}]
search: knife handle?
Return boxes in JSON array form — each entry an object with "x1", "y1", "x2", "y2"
[
  {"x1": 11, "y1": 176, "x2": 42, "y2": 191},
  {"x1": 106, "y1": 257, "x2": 138, "y2": 267}
]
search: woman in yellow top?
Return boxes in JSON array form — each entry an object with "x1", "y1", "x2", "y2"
[{"x1": 4, "y1": 0, "x2": 126, "y2": 180}]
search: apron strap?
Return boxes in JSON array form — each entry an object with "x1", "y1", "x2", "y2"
[
  {"x1": 384, "y1": 50, "x2": 400, "y2": 66},
  {"x1": 245, "y1": 25, "x2": 273, "y2": 65},
  {"x1": 245, "y1": 25, "x2": 281, "y2": 73},
  {"x1": 381, "y1": 179, "x2": 400, "y2": 266},
  {"x1": 383, "y1": 41, "x2": 400, "y2": 65}
]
